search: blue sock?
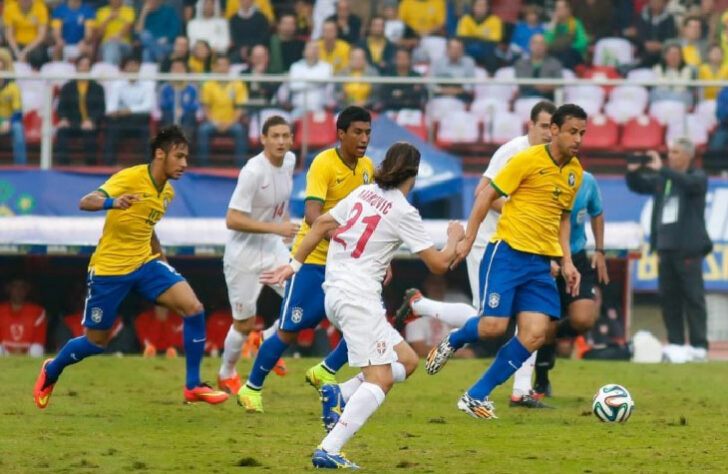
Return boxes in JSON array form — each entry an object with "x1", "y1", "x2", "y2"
[
  {"x1": 247, "y1": 332, "x2": 289, "y2": 389},
  {"x1": 467, "y1": 337, "x2": 531, "y2": 400},
  {"x1": 449, "y1": 316, "x2": 480, "y2": 349},
  {"x1": 183, "y1": 312, "x2": 206, "y2": 390},
  {"x1": 322, "y1": 339, "x2": 348, "y2": 373},
  {"x1": 45, "y1": 336, "x2": 105, "y2": 384}
]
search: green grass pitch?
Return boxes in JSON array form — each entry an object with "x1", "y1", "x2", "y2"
[{"x1": 1, "y1": 357, "x2": 726, "y2": 473}]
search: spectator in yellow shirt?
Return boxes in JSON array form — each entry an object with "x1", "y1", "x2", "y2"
[
  {"x1": 681, "y1": 15, "x2": 708, "y2": 67},
  {"x1": 198, "y1": 55, "x2": 248, "y2": 167},
  {"x1": 189, "y1": 39, "x2": 212, "y2": 73},
  {"x1": 3, "y1": 0, "x2": 49, "y2": 69},
  {"x1": 96, "y1": 0, "x2": 136, "y2": 66},
  {"x1": 336, "y1": 47, "x2": 380, "y2": 108},
  {"x1": 0, "y1": 48, "x2": 26, "y2": 165},
  {"x1": 699, "y1": 44, "x2": 728, "y2": 100},
  {"x1": 456, "y1": 0, "x2": 503, "y2": 43},
  {"x1": 398, "y1": 0, "x2": 446, "y2": 36},
  {"x1": 318, "y1": 19, "x2": 350, "y2": 74}
]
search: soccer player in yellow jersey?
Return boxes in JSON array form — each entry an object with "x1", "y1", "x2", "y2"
[
  {"x1": 33, "y1": 126, "x2": 229, "y2": 409},
  {"x1": 238, "y1": 106, "x2": 375, "y2": 412},
  {"x1": 426, "y1": 104, "x2": 587, "y2": 419}
]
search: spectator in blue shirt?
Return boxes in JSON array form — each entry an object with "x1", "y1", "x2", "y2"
[
  {"x1": 708, "y1": 86, "x2": 728, "y2": 154},
  {"x1": 510, "y1": 4, "x2": 545, "y2": 56},
  {"x1": 135, "y1": 0, "x2": 182, "y2": 63},
  {"x1": 159, "y1": 58, "x2": 198, "y2": 139},
  {"x1": 51, "y1": 0, "x2": 96, "y2": 61}
]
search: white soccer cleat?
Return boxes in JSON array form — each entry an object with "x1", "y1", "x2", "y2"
[
  {"x1": 686, "y1": 345, "x2": 708, "y2": 362},
  {"x1": 425, "y1": 332, "x2": 455, "y2": 375},
  {"x1": 662, "y1": 344, "x2": 690, "y2": 363},
  {"x1": 457, "y1": 393, "x2": 498, "y2": 419}
]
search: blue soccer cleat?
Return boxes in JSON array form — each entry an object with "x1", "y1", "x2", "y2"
[
  {"x1": 320, "y1": 383, "x2": 345, "y2": 432},
  {"x1": 312, "y1": 447, "x2": 359, "y2": 469}
]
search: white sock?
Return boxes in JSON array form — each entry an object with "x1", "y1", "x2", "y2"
[
  {"x1": 219, "y1": 325, "x2": 246, "y2": 378},
  {"x1": 512, "y1": 350, "x2": 537, "y2": 397},
  {"x1": 339, "y1": 373, "x2": 365, "y2": 402},
  {"x1": 321, "y1": 382, "x2": 385, "y2": 455},
  {"x1": 392, "y1": 361, "x2": 406, "y2": 383},
  {"x1": 411, "y1": 297, "x2": 477, "y2": 328},
  {"x1": 262, "y1": 320, "x2": 278, "y2": 341}
]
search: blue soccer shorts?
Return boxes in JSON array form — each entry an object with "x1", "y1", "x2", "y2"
[
  {"x1": 278, "y1": 263, "x2": 327, "y2": 332},
  {"x1": 82, "y1": 259, "x2": 185, "y2": 330},
  {"x1": 478, "y1": 240, "x2": 561, "y2": 319}
]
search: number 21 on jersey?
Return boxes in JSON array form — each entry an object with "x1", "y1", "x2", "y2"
[{"x1": 332, "y1": 202, "x2": 381, "y2": 258}]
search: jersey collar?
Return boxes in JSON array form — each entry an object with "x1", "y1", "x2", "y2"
[
  {"x1": 545, "y1": 144, "x2": 573, "y2": 169},
  {"x1": 335, "y1": 147, "x2": 357, "y2": 173},
  {"x1": 147, "y1": 165, "x2": 165, "y2": 195}
]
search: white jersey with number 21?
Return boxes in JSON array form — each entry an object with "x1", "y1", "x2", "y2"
[{"x1": 324, "y1": 184, "x2": 434, "y2": 296}]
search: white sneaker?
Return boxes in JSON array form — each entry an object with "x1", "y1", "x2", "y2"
[
  {"x1": 687, "y1": 345, "x2": 708, "y2": 362},
  {"x1": 662, "y1": 344, "x2": 690, "y2": 363}
]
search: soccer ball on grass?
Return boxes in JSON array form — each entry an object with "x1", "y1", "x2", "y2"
[{"x1": 592, "y1": 384, "x2": 634, "y2": 423}]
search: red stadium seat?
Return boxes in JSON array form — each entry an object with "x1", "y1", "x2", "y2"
[
  {"x1": 582, "y1": 114, "x2": 619, "y2": 149},
  {"x1": 24, "y1": 111, "x2": 42, "y2": 145},
  {"x1": 620, "y1": 115, "x2": 665, "y2": 150},
  {"x1": 294, "y1": 111, "x2": 337, "y2": 149}
]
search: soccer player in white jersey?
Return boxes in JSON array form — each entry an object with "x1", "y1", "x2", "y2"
[
  {"x1": 261, "y1": 143, "x2": 464, "y2": 469},
  {"x1": 217, "y1": 116, "x2": 300, "y2": 395},
  {"x1": 394, "y1": 101, "x2": 557, "y2": 407}
]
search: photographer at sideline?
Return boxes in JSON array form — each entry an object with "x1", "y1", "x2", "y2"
[{"x1": 625, "y1": 138, "x2": 712, "y2": 363}]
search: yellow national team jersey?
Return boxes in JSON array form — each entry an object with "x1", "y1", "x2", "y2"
[
  {"x1": 317, "y1": 39, "x2": 350, "y2": 74},
  {"x1": 491, "y1": 144, "x2": 583, "y2": 257},
  {"x1": 398, "y1": 0, "x2": 445, "y2": 35},
  {"x1": 90, "y1": 165, "x2": 174, "y2": 276},
  {"x1": 292, "y1": 148, "x2": 374, "y2": 265}
]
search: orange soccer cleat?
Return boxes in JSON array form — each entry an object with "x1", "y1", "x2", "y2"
[
  {"x1": 242, "y1": 330, "x2": 263, "y2": 359},
  {"x1": 218, "y1": 373, "x2": 243, "y2": 394},
  {"x1": 183, "y1": 383, "x2": 230, "y2": 404},
  {"x1": 272, "y1": 358, "x2": 287, "y2": 376},
  {"x1": 33, "y1": 359, "x2": 56, "y2": 409}
]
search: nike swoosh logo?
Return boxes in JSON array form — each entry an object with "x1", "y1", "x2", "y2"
[
  {"x1": 70, "y1": 353, "x2": 78, "y2": 361},
  {"x1": 508, "y1": 361, "x2": 518, "y2": 370},
  {"x1": 336, "y1": 178, "x2": 344, "y2": 184},
  {"x1": 539, "y1": 170, "x2": 547, "y2": 175},
  {"x1": 260, "y1": 365, "x2": 272, "y2": 371},
  {"x1": 192, "y1": 338, "x2": 206, "y2": 343}
]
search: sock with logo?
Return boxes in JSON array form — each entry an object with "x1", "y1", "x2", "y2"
[
  {"x1": 183, "y1": 311, "x2": 206, "y2": 390},
  {"x1": 467, "y1": 336, "x2": 531, "y2": 400},
  {"x1": 322, "y1": 339, "x2": 348, "y2": 373},
  {"x1": 44, "y1": 336, "x2": 105, "y2": 386},
  {"x1": 246, "y1": 332, "x2": 289, "y2": 389}
]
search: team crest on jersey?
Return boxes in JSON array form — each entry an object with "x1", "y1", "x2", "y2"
[
  {"x1": 488, "y1": 293, "x2": 500, "y2": 309},
  {"x1": 568, "y1": 172, "x2": 576, "y2": 187},
  {"x1": 91, "y1": 307, "x2": 103, "y2": 323},
  {"x1": 376, "y1": 340, "x2": 386, "y2": 355},
  {"x1": 363, "y1": 171, "x2": 370, "y2": 184},
  {"x1": 291, "y1": 307, "x2": 303, "y2": 323},
  {"x1": 235, "y1": 303, "x2": 244, "y2": 315},
  {"x1": 10, "y1": 324, "x2": 23, "y2": 341}
]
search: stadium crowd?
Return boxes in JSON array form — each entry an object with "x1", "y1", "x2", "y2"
[{"x1": 1, "y1": 0, "x2": 728, "y2": 167}]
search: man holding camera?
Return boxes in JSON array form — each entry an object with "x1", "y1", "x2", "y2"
[{"x1": 626, "y1": 138, "x2": 712, "y2": 362}]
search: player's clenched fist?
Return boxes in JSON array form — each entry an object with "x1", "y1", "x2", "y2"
[
  {"x1": 452, "y1": 238, "x2": 472, "y2": 268},
  {"x1": 114, "y1": 194, "x2": 140, "y2": 210},
  {"x1": 447, "y1": 221, "x2": 465, "y2": 241},
  {"x1": 275, "y1": 221, "x2": 300, "y2": 238}
]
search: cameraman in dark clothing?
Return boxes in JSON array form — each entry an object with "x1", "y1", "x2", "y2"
[{"x1": 626, "y1": 138, "x2": 712, "y2": 362}]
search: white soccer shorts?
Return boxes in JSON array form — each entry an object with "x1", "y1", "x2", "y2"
[{"x1": 224, "y1": 264, "x2": 286, "y2": 321}]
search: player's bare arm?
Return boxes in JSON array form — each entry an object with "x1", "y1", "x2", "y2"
[
  {"x1": 150, "y1": 230, "x2": 166, "y2": 262},
  {"x1": 590, "y1": 213, "x2": 609, "y2": 284},
  {"x1": 79, "y1": 190, "x2": 139, "y2": 211},
  {"x1": 419, "y1": 221, "x2": 465, "y2": 274},
  {"x1": 473, "y1": 177, "x2": 504, "y2": 213},
  {"x1": 559, "y1": 211, "x2": 581, "y2": 297},
  {"x1": 260, "y1": 213, "x2": 339, "y2": 285},
  {"x1": 453, "y1": 184, "x2": 500, "y2": 266},
  {"x1": 226, "y1": 208, "x2": 300, "y2": 238}
]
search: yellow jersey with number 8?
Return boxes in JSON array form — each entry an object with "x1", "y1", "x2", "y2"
[
  {"x1": 90, "y1": 165, "x2": 174, "y2": 276},
  {"x1": 292, "y1": 148, "x2": 374, "y2": 265}
]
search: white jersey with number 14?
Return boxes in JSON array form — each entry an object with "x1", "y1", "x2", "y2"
[{"x1": 324, "y1": 184, "x2": 434, "y2": 296}]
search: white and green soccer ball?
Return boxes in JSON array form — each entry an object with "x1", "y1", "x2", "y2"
[{"x1": 592, "y1": 384, "x2": 634, "y2": 423}]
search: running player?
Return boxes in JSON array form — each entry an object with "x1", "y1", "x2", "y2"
[
  {"x1": 395, "y1": 101, "x2": 557, "y2": 407},
  {"x1": 237, "y1": 106, "x2": 375, "y2": 412},
  {"x1": 33, "y1": 126, "x2": 229, "y2": 408},
  {"x1": 217, "y1": 116, "x2": 299, "y2": 395},
  {"x1": 530, "y1": 170, "x2": 609, "y2": 397},
  {"x1": 425, "y1": 104, "x2": 587, "y2": 419},
  {"x1": 261, "y1": 142, "x2": 464, "y2": 469}
]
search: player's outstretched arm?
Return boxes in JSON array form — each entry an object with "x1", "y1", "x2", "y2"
[
  {"x1": 451, "y1": 184, "x2": 499, "y2": 267},
  {"x1": 226, "y1": 209, "x2": 300, "y2": 238},
  {"x1": 418, "y1": 221, "x2": 465, "y2": 275},
  {"x1": 259, "y1": 213, "x2": 339, "y2": 285},
  {"x1": 79, "y1": 190, "x2": 139, "y2": 211}
]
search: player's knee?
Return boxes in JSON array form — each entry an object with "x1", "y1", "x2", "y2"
[
  {"x1": 86, "y1": 329, "x2": 110, "y2": 347},
  {"x1": 520, "y1": 332, "x2": 546, "y2": 352},
  {"x1": 397, "y1": 346, "x2": 419, "y2": 376},
  {"x1": 477, "y1": 317, "x2": 507, "y2": 339},
  {"x1": 277, "y1": 329, "x2": 297, "y2": 345},
  {"x1": 233, "y1": 318, "x2": 255, "y2": 335},
  {"x1": 181, "y1": 299, "x2": 204, "y2": 317},
  {"x1": 571, "y1": 315, "x2": 595, "y2": 333}
]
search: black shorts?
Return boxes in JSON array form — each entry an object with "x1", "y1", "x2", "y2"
[{"x1": 556, "y1": 250, "x2": 596, "y2": 311}]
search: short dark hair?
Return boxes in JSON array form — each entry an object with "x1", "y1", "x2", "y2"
[
  {"x1": 150, "y1": 125, "x2": 189, "y2": 160},
  {"x1": 336, "y1": 106, "x2": 371, "y2": 132},
  {"x1": 530, "y1": 100, "x2": 557, "y2": 123},
  {"x1": 170, "y1": 58, "x2": 188, "y2": 70},
  {"x1": 120, "y1": 55, "x2": 141, "y2": 70},
  {"x1": 262, "y1": 115, "x2": 291, "y2": 135},
  {"x1": 551, "y1": 104, "x2": 587, "y2": 128},
  {"x1": 374, "y1": 142, "x2": 420, "y2": 190}
]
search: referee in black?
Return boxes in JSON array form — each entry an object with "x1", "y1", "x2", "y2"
[{"x1": 626, "y1": 137, "x2": 713, "y2": 362}]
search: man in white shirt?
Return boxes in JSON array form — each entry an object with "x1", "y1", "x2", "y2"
[
  {"x1": 187, "y1": 0, "x2": 230, "y2": 54},
  {"x1": 217, "y1": 116, "x2": 300, "y2": 395},
  {"x1": 287, "y1": 41, "x2": 333, "y2": 118},
  {"x1": 104, "y1": 56, "x2": 156, "y2": 165},
  {"x1": 396, "y1": 101, "x2": 558, "y2": 407}
]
